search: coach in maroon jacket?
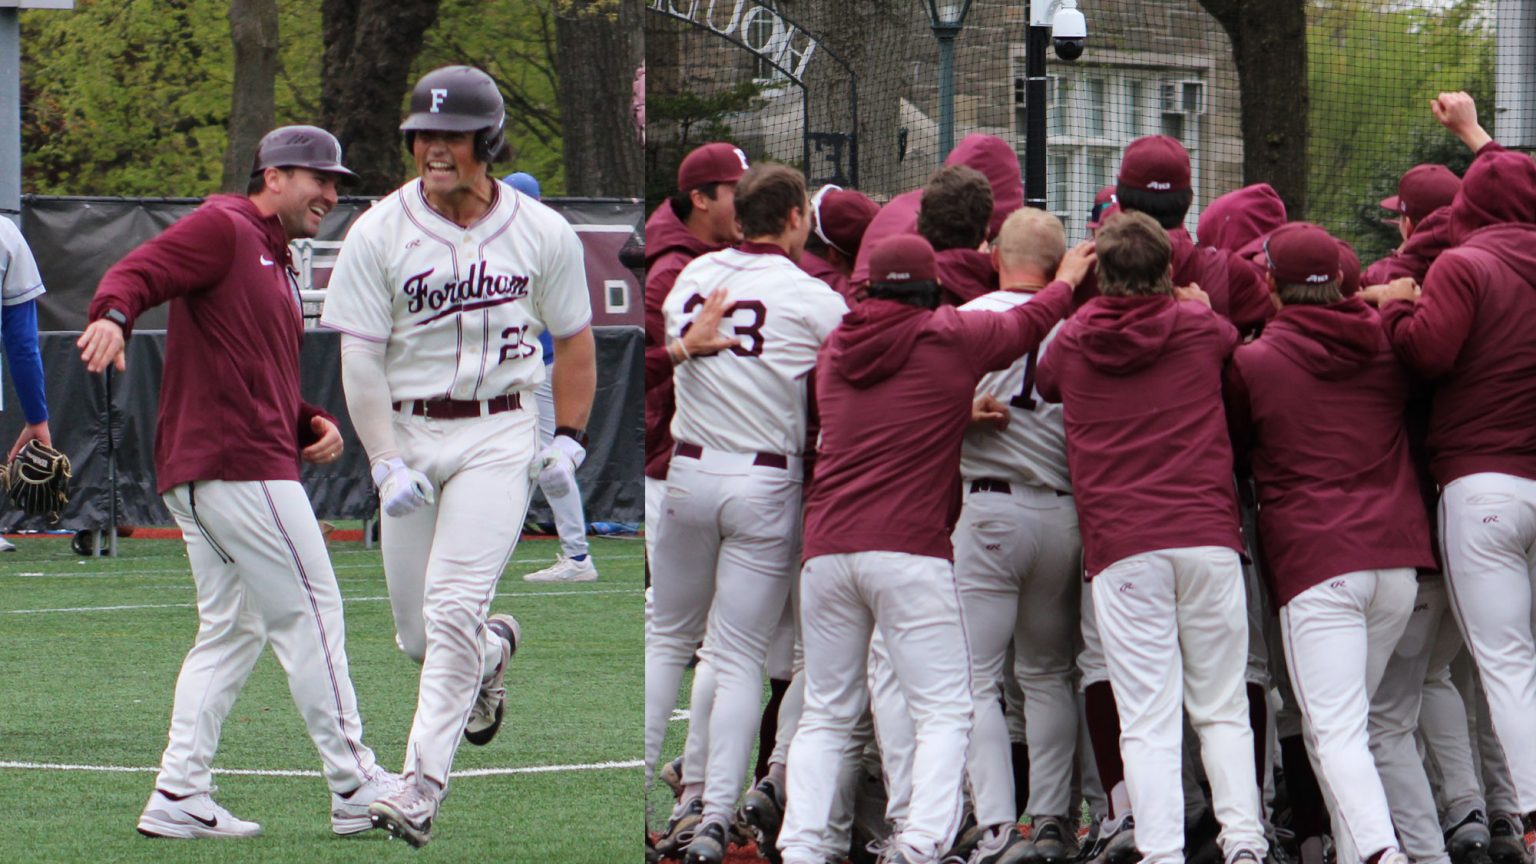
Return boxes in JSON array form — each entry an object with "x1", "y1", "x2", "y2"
[
  {"x1": 778, "y1": 234, "x2": 1087, "y2": 864},
  {"x1": 1226, "y1": 222, "x2": 1433, "y2": 864},
  {"x1": 76, "y1": 126, "x2": 393, "y2": 838},
  {"x1": 1371, "y1": 91, "x2": 1536, "y2": 815}
]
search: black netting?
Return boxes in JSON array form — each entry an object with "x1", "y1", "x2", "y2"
[{"x1": 645, "y1": 0, "x2": 1515, "y2": 267}]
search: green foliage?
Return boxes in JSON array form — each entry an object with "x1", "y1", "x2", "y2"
[
  {"x1": 644, "y1": 81, "x2": 767, "y2": 210},
  {"x1": 19, "y1": 1, "x2": 568, "y2": 197},
  {"x1": 1307, "y1": 0, "x2": 1492, "y2": 264}
]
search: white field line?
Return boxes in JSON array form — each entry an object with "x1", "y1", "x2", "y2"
[
  {"x1": 5, "y1": 589, "x2": 642, "y2": 615},
  {"x1": 0, "y1": 759, "x2": 642, "y2": 778},
  {"x1": 9, "y1": 552, "x2": 647, "y2": 579}
]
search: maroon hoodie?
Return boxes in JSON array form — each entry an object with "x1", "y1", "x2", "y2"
[
  {"x1": 88, "y1": 195, "x2": 332, "y2": 493},
  {"x1": 1226, "y1": 297, "x2": 1434, "y2": 606},
  {"x1": 935, "y1": 247, "x2": 998, "y2": 306},
  {"x1": 850, "y1": 134, "x2": 1023, "y2": 287},
  {"x1": 643, "y1": 202, "x2": 722, "y2": 480},
  {"x1": 1363, "y1": 205, "x2": 1455, "y2": 286},
  {"x1": 802, "y1": 282, "x2": 1072, "y2": 562},
  {"x1": 799, "y1": 249, "x2": 855, "y2": 301},
  {"x1": 1382, "y1": 146, "x2": 1536, "y2": 486},
  {"x1": 1037, "y1": 295, "x2": 1242, "y2": 576},
  {"x1": 1197, "y1": 183, "x2": 1287, "y2": 255}
]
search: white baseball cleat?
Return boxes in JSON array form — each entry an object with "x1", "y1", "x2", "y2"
[
  {"x1": 136, "y1": 788, "x2": 262, "y2": 839},
  {"x1": 331, "y1": 770, "x2": 403, "y2": 835},
  {"x1": 523, "y1": 554, "x2": 598, "y2": 583},
  {"x1": 0, "y1": 536, "x2": 16, "y2": 552},
  {"x1": 464, "y1": 613, "x2": 520, "y2": 746},
  {"x1": 368, "y1": 774, "x2": 440, "y2": 848}
]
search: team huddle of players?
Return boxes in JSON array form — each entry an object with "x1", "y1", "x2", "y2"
[{"x1": 643, "y1": 90, "x2": 1536, "y2": 864}]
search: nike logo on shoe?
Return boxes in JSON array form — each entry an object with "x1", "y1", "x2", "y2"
[{"x1": 188, "y1": 812, "x2": 218, "y2": 827}]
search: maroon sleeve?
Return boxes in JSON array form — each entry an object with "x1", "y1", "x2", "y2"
[
  {"x1": 643, "y1": 256, "x2": 682, "y2": 391},
  {"x1": 297, "y1": 401, "x2": 337, "y2": 448},
  {"x1": 964, "y1": 281, "x2": 1073, "y2": 375},
  {"x1": 1223, "y1": 254, "x2": 1275, "y2": 334},
  {"x1": 1222, "y1": 353, "x2": 1256, "y2": 462},
  {"x1": 87, "y1": 207, "x2": 236, "y2": 336},
  {"x1": 1036, "y1": 325, "x2": 1067, "y2": 405},
  {"x1": 1381, "y1": 253, "x2": 1479, "y2": 380}
]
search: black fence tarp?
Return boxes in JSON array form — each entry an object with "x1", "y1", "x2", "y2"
[{"x1": 0, "y1": 328, "x2": 643, "y2": 532}]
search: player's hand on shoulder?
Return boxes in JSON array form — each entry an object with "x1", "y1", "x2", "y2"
[
  {"x1": 76, "y1": 318, "x2": 127, "y2": 374},
  {"x1": 530, "y1": 434, "x2": 586, "y2": 498},
  {"x1": 1055, "y1": 240, "x2": 1097, "y2": 288},
  {"x1": 1358, "y1": 277, "x2": 1419, "y2": 306},
  {"x1": 1175, "y1": 283, "x2": 1211, "y2": 308},
  {"x1": 674, "y1": 287, "x2": 742, "y2": 362},
  {"x1": 970, "y1": 394, "x2": 1010, "y2": 430},
  {"x1": 372, "y1": 457, "x2": 434, "y2": 517}
]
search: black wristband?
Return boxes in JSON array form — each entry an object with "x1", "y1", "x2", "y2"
[
  {"x1": 555, "y1": 426, "x2": 589, "y2": 448},
  {"x1": 101, "y1": 308, "x2": 129, "y2": 328}
]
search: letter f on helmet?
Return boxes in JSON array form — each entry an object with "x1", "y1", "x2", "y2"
[{"x1": 430, "y1": 88, "x2": 448, "y2": 112}]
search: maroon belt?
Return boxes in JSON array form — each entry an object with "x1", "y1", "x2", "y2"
[
  {"x1": 674, "y1": 441, "x2": 788, "y2": 470},
  {"x1": 392, "y1": 393, "x2": 521, "y2": 420},
  {"x1": 970, "y1": 477, "x2": 1071, "y2": 497}
]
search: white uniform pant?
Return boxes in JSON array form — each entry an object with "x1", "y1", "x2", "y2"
[
  {"x1": 160, "y1": 480, "x2": 379, "y2": 795},
  {"x1": 1459, "y1": 659, "x2": 1521, "y2": 817},
  {"x1": 1371, "y1": 578, "x2": 1459, "y2": 864},
  {"x1": 952, "y1": 482, "x2": 1081, "y2": 824},
  {"x1": 381, "y1": 408, "x2": 537, "y2": 787},
  {"x1": 1280, "y1": 568, "x2": 1416, "y2": 864},
  {"x1": 1091, "y1": 547, "x2": 1265, "y2": 864},
  {"x1": 645, "y1": 475, "x2": 665, "y2": 563},
  {"x1": 644, "y1": 451, "x2": 801, "y2": 823},
  {"x1": 534, "y1": 375, "x2": 587, "y2": 559},
  {"x1": 781, "y1": 552, "x2": 973, "y2": 864},
  {"x1": 1440, "y1": 472, "x2": 1536, "y2": 812}
]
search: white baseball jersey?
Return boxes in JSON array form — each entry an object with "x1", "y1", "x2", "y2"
[
  {"x1": 958, "y1": 290, "x2": 1070, "y2": 491},
  {"x1": 0, "y1": 218, "x2": 45, "y2": 306},
  {"x1": 663, "y1": 248, "x2": 847, "y2": 456},
  {"x1": 320, "y1": 181, "x2": 591, "y2": 402}
]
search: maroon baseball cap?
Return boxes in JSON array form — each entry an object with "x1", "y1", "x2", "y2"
[
  {"x1": 868, "y1": 234, "x2": 937, "y2": 285},
  {"x1": 1087, "y1": 185, "x2": 1117, "y2": 228},
  {"x1": 1380, "y1": 164, "x2": 1461, "y2": 222},
  {"x1": 677, "y1": 142, "x2": 749, "y2": 192},
  {"x1": 1118, "y1": 136, "x2": 1191, "y2": 193},
  {"x1": 1336, "y1": 238, "x2": 1361, "y2": 296},
  {"x1": 812, "y1": 186, "x2": 881, "y2": 256},
  {"x1": 1265, "y1": 222, "x2": 1340, "y2": 285}
]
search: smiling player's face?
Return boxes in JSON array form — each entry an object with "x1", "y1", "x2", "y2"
[{"x1": 412, "y1": 130, "x2": 485, "y2": 199}]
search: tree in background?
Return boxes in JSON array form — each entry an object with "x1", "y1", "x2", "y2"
[
  {"x1": 1307, "y1": 0, "x2": 1491, "y2": 263},
  {"x1": 222, "y1": 0, "x2": 277, "y2": 192},
  {"x1": 554, "y1": 0, "x2": 642, "y2": 197}
]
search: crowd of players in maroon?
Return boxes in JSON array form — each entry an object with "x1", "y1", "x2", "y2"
[{"x1": 644, "y1": 90, "x2": 1536, "y2": 864}]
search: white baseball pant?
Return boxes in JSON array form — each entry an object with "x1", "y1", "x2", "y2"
[
  {"x1": 1091, "y1": 546, "x2": 1267, "y2": 864},
  {"x1": 1280, "y1": 568, "x2": 1416, "y2": 864},
  {"x1": 160, "y1": 480, "x2": 379, "y2": 795},
  {"x1": 380, "y1": 407, "x2": 537, "y2": 787},
  {"x1": 867, "y1": 627, "x2": 915, "y2": 833},
  {"x1": 534, "y1": 375, "x2": 588, "y2": 560},
  {"x1": 1439, "y1": 472, "x2": 1536, "y2": 812},
  {"x1": 1370, "y1": 578, "x2": 1458, "y2": 864},
  {"x1": 644, "y1": 449, "x2": 801, "y2": 824},
  {"x1": 952, "y1": 482, "x2": 1081, "y2": 824},
  {"x1": 645, "y1": 475, "x2": 664, "y2": 563},
  {"x1": 1461, "y1": 662, "x2": 1521, "y2": 818},
  {"x1": 781, "y1": 552, "x2": 973, "y2": 864}
]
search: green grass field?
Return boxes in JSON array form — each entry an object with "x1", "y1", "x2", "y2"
[{"x1": 0, "y1": 534, "x2": 643, "y2": 863}]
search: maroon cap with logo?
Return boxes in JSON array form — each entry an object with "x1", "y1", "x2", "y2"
[
  {"x1": 868, "y1": 234, "x2": 937, "y2": 285},
  {"x1": 813, "y1": 186, "x2": 881, "y2": 257},
  {"x1": 1265, "y1": 222, "x2": 1340, "y2": 286},
  {"x1": 1118, "y1": 136, "x2": 1191, "y2": 193},
  {"x1": 677, "y1": 142, "x2": 749, "y2": 192},
  {"x1": 1380, "y1": 164, "x2": 1461, "y2": 223},
  {"x1": 1087, "y1": 185, "x2": 1117, "y2": 228}
]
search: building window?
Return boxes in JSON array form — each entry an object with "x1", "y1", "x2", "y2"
[
  {"x1": 1086, "y1": 78, "x2": 1106, "y2": 139},
  {"x1": 1125, "y1": 80, "x2": 1143, "y2": 137}
]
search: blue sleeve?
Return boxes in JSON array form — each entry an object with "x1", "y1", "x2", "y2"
[
  {"x1": 2, "y1": 300, "x2": 47, "y2": 424},
  {"x1": 540, "y1": 329, "x2": 555, "y2": 366}
]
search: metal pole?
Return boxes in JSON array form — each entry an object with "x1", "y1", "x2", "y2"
[
  {"x1": 1024, "y1": 24, "x2": 1050, "y2": 209},
  {"x1": 936, "y1": 27, "x2": 958, "y2": 161},
  {"x1": 0, "y1": 9, "x2": 20, "y2": 224}
]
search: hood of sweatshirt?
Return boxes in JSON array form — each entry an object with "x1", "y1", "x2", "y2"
[
  {"x1": 1455, "y1": 221, "x2": 1536, "y2": 291},
  {"x1": 946, "y1": 133, "x2": 1024, "y2": 239},
  {"x1": 1076, "y1": 294, "x2": 1180, "y2": 375},
  {"x1": 1197, "y1": 183, "x2": 1287, "y2": 254},
  {"x1": 1451, "y1": 149, "x2": 1536, "y2": 244},
  {"x1": 1264, "y1": 296, "x2": 1386, "y2": 381},
  {"x1": 644, "y1": 201, "x2": 715, "y2": 268},
  {"x1": 824, "y1": 298, "x2": 933, "y2": 387}
]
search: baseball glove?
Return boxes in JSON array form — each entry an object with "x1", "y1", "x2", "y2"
[{"x1": 4, "y1": 440, "x2": 71, "y2": 520}]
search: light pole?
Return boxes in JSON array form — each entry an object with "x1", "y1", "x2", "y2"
[
  {"x1": 0, "y1": 1, "x2": 74, "y2": 225},
  {"x1": 924, "y1": 0, "x2": 974, "y2": 161},
  {"x1": 1025, "y1": 0, "x2": 1085, "y2": 210}
]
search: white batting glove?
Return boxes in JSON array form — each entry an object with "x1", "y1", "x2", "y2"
[
  {"x1": 531, "y1": 434, "x2": 586, "y2": 498},
  {"x1": 371, "y1": 457, "x2": 435, "y2": 518}
]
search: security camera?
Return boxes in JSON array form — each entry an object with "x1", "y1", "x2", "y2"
[{"x1": 1052, "y1": 0, "x2": 1086, "y2": 61}]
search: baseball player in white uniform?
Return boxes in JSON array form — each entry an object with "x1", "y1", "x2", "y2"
[
  {"x1": 321, "y1": 65, "x2": 595, "y2": 848},
  {"x1": 954, "y1": 207, "x2": 1081, "y2": 863},
  {"x1": 646, "y1": 163, "x2": 847, "y2": 864}
]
